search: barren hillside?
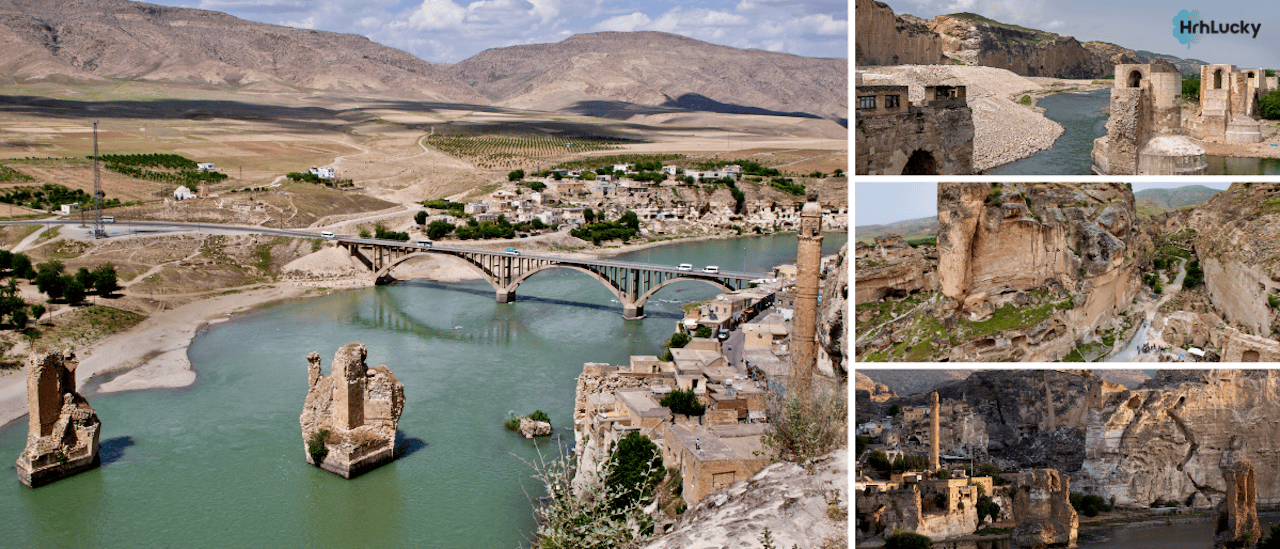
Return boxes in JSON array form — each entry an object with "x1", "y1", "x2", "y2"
[
  {"x1": 452, "y1": 31, "x2": 848, "y2": 123},
  {"x1": 0, "y1": 0, "x2": 487, "y2": 103}
]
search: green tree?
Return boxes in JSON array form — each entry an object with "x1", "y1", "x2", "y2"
[
  {"x1": 887, "y1": 403, "x2": 901, "y2": 416},
  {"x1": 867, "y1": 449, "x2": 891, "y2": 472},
  {"x1": 1259, "y1": 521, "x2": 1280, "y2": 549},
  {"x1": 1183, "y1": 76, "x2": 1201, "y2": 101},
  {"x1": 935, "y1": 468, "x2": 952, "y2": 480},
  {"x1": 34, "y1": 271, "x2": 64, "y2": 301},
  {"x1": 619, "y1": 210, "x2": 639, "y2": 230},
  {"x1": 605, "y1": 432, "x2": 662, "y2": 510},
  {"x1": 833, "y1": 168, "x2": 843, "y2": 177},
  {"x1": 1261, "y1": 89, "x2": 1280, "y2": 119},
  {"x1": 29, "y1": 304, "x2": 44, "y2": 324},
  {"x1": 508, "y1": 169, "x2": 525, "y2": 181},
  {"x1": 10, "y1": 308, "x2": 26, "y2": 329},
  {"x1": 427, "y1": 220, "x2": 455, "y2": 240},
  {"x1": 414, "y1": 211, "x2": 428, "y2": 225},
  {"x1": 885, "y1": 530, "x2": 932, "y2": 549},
  {"x1": 659, "y1": 387, "x2": 706, "y2": 416},
  {"x1": 730, "y1": 187, "x2": 746, "y2": 214},
  {"x1": 11, "y1": 253, "x2": 33, "y2": 279},
  {"x1": 694, "y1": 325, "x2": 713, "y2": 338},
  {"x1": 92, "y1": 264, "x2": 120, "y2": 296},
  {"x1": 63, "y1": 278, "x2": 86, "y2": 304},
  {"x1": 584, "y1": 208, "x2": 596, "y2": 224},
  {"x1": 977, "y1": 495, "x2": 1001, "y2": 523},
  {"x1": 75, "y1": 267, "x2": 95, "y2": 290}
]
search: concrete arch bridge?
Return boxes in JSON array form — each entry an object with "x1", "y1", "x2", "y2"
[{"x1": 340, "y1": 239, "x2": 768, "y2": 320}]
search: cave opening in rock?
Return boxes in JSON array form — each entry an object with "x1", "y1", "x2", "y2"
[
  {"x1": 1244, "y1": 350, "x2": 1260, "y2": 362},
  {"x1": 902, "y1": 149, "x2": 938, "y2": 175}
]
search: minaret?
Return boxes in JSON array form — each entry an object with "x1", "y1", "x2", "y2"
[
  {"x1": 930, "y1": 390, "x2": 941, "y2": 471},
  {"x1": 792, "y1": 191, "x2": 823, "y2": 379}
]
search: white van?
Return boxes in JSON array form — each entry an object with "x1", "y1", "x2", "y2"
[
  {"x1": 417, "y1": 240, "x2": 432, "y2": 248},
  {"x1": 702, "y1": 265, "x2": 720, "y2": 274},
  {"x1": 320, "y1": 231, "x2": 335, "y2": 239},
  {"x1": 101, "y1": 216, "x2": 114, "y2": 223},
  {"x1": 677, "y1": 264, "x2": 693, "y2": 272}
]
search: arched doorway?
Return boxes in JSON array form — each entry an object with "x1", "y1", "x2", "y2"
[
  {"x1": 902, "y1": 149, "x2": 938, "y2": 175},
  {"x1": 1128, "y1": 70, "x2": 1142, "y2": 88},
  {"x1": 1244, "y1": 350, "x2": 1260, "y2": 362}
]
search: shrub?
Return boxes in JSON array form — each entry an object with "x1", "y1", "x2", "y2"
[
  {"x1": 977, "y1": 495, "x2": 1001, "y2": 522},
  {"x1": 504, "y1": 411, "x2": 522, "y2": 431},
  {"x1": 522, "y1": 441, "x2": 658, "y2": 548},
  {"x1": 1019, "y1": 94, "x2": 1032, "y2": 105},
  {"x1": 606, "y1": 432, "x2": 662, "y2": 510},
  {"x1": 92, "y1": 264, "x2": 120, "y2": 296},
  {"x1": 307, "y1": 429, "x2": 330, "y2": 464},
  {"x1": 659, "y1": 388, "x2": 705, "y2": 416},
  {"x1": 427, "y1": 220, "x2": 455, "y2": 240},
  {"x1": 885, "y1": 530, "x2": 932, "y2": 549},
  {"x1": 867, "y1": 449, "x2": 891, "y2": 472},
  {"x1": 414, "y1": 211, "x2": 428, "y2": 225},
  {"x1": 528, "y1": 410, "x2": 550, "y2": 424},
  {"x1": 762, "y1": 377, "x2": 847, "y2": 463},
  {"x1": 887, "y1": 403, "x2": 901, "y2": 416},
  {"x1": 694, "y1": 325, "x2": 713, "y2": 338},
  {"x1": 1258, "y1": 521, "x2": 1280, "y2": 549},
  {"x1": 1183, "y1": 76, "x2": 1200, "y2": 100},
  {"x1": 935, "y1": 468, "x2": 952, "y2": 479},
  {"x1": 508, "y1": 169, "x2": 525, "y2": 181}
]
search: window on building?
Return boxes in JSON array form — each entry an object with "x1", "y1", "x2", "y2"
[
  {"x1": 885, "y1": 95, "x2": 900, "y2": 109},
  {"x1": 858, "y1": 96, "x2": 876, "y2": 109}
]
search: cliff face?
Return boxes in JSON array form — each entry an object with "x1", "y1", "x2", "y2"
[
  {"x1": 1077, "y1": 370, "x2": 1280, "y2": 509},
  {"x1": 1188, "y1": 183, "x2": 1280, "y2": 337},
  {"x1": 936, "y1": 183, "x2": 1142, "y2": 361},
  {"x1": 855, "y1": 372, "x2": 896, "y2": 402},
  {"x1": 854, "y1": 0, "x2": 946, "y2": 66},
  {"x1": 930, "y1": 15, "x2": 1107, "y2": 78},
  {"x1": 855, "y1": 236, "x2": 937, "y2": 304},
  {"x1": 818, "y1": 244, "x2": 848, "y2": 376}
]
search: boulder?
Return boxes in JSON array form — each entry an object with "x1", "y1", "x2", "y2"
[{"x1": 519, "y1": 417, "x2": 552, "y2": 438}]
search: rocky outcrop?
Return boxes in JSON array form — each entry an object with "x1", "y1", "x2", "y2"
[
  {"x1": 855, "y1": 372, "x2": 896, "y2": 402},
  {"x1": 1012, "y1": 469, "x2": 1079, "y2": 549},
  {"x1": 1076, "y1": 370, "x2": 1280, "y2": 509},
  {"x1": 519, "y1": 417, "x2": 552, "y2": 438},
  {"x1": 1215, "y1": 459, "x2": 1261, "y2": 549},
  {"x1": 936, "y1": 183, "x2": 1142, "y2": 361},
  {"x1": 930, "y1": 15, "x2": 1107, "y2": 78},
  {"x1": 817, "y1": 244, "x2": 848, "y2": 377},
  {"x1": 15, "y1": 350, "x2": 100, "y2": 488},
  {"x1": 645, "y1": 449, "x2": 846, "y2": 549},
  {"x1": 299, "y1": 342, "x2": 405, "y2": 478},
  {"x1": 855, "y1": 236, "x2": 936, "y2": 304},
  {"x1": 1188, "y1": 183, "x2": 1280, "y2": 338},
  {"x1": 854, "y1": 0, "x2": 946, "y2": 66}
]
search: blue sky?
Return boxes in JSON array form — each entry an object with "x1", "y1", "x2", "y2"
[
  {"x1": 876, "y1": 0, "x2": 1278, "y2": 68},
  {"x1": 855, "y1": 183, "x2": 1232, "y2": 226},
  {"x1": 144, "y1": 0, "x2": 847, "y2": 63}
]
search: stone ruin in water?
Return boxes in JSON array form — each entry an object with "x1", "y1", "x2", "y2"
[
  {"x1": 299, "y1": 342, "x2": 405, "y2": 478},
  {"x1": 15, "y1": 349, "x2": 101, "y2": 488},
  {"x1": 1215, "y1": 458, "x2": 1261, "y2": 549},
  {"x1": 1011, "y1": 468, "x2": 1078, "y2": 549}
]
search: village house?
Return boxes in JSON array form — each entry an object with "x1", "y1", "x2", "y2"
[
  {"x1": 661, "y1": 422, "x2": 769, "y2": 505},
  {"x1": 464, "y1": 202, "x2": 488, "y2": 215},
  {"x1": 309, "y1": 166, "x2": 335, "y2": 179}
]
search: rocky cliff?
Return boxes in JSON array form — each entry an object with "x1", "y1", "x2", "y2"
[
  {"x1": 855, "y1": 235, "x2": 937, "y2": 304},
  {"x1": 817, "y1": 244, "x2": 848, "y2": 377},
  {"x1": 643, "y1": 449, "x2": 846, "y2": 549},
  {"x1": 930, "y1": 14, "x2": 1107, "y2": 78},
  {"x1": 854, "y1": 0, "x2": 946, "y2": 66},
  {"x1": 855, "y1": 372, "x2": 896, "y2": 403},
  {"x1": 1187, "y1": 183, "x2": 1280, "y2": 338},
  {"x1": 936, "y1": 183, "x2": 1143, "y2": 361},
  {"x1": 1076, "y1": 370, "x2": 1280, "y2": 509}
]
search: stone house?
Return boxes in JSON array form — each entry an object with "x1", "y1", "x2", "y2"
[{"x1": 661, "y1": 422, "x2": 770, "y2": 505}]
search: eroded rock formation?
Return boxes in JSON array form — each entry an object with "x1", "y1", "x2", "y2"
[
  {"x1": 1077, "y1": 370, "x2": 1280, "y2": 509},
  {"x1": 853, "y1": 0, "x2": 946, "y2": 66},
  {"x1": 519, "y1": 417, "x2": 552, "y2": 438},
  {"x1": 817, "y1": 244, "x2": 848, "y2": 377},
  {"x1": 855, "y1": 372, "x2": 896, "y2": 403},
  {"x1": 15, "y1": 349, "x2": 100, "y2": 488},
  {"x1": 935, "y1": 183, "x2": 1142, "y2": 361},
  {"x1": 1215, "y1": 459, "x2": 1261, "y2": 549},
  {"x1": 929, "y1": 15, "x2": 1106, "y2": 78},
  {"x1": 1188, "y1": 183, "x2": 1280, "y2": 338},
  {"x1": 855, "y1": 236, "x2": 937, "y2": 304},
  {"x1": 299, "y1": 342, "x2": 405, "y2": 478},
  {"x1": 1012, "y1": 469, "x2": 1079, "y2": 549}
]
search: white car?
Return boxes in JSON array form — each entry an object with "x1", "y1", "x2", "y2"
[
  {"x1": 417, "y1": 240, "x2": 432, "y2": 248},
  {"x1": 677, "y1": 264, "x2": 693, "y2": 272},
  {"x1": 702, "y1": 265, "x2": 720, "y2": 274},
  {"x1": 320, "y1": 231, "x2": 336, "y2": 239}
]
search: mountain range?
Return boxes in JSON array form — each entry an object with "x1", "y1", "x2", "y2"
[
  {"x1": 1134, "y1": 185, "x2": 1222, "y2": 212},
  {"x1": 0, "y1": 0, "x2": 846, "y2": 122}
]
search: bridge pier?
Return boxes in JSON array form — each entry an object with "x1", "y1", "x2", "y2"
[
  {"x1": 622, "y1": 303, "x2": 644, "y2": 320},
  {"x1": 496, "y1": 289, "x2": 515, "y2": 303}
]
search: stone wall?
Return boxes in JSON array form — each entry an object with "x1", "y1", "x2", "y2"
[
  {"x1": 1012, "y1": 469, "x2": 1078, "y2": 549},
  {"x1": 1221, "y1": 327, "x2": 1280, "y2": 362},
  {"x1": 855, "y1": 101, "x2": 975, "y2": 175}
]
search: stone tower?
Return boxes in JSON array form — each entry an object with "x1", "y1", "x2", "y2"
[
  {"x1": 929, "y1": 390, "x2": 940, "y2": 471},
  {"x1": 1091, "y1": 63, "x2": 1208, "y2": 175},
  {"x1": 15, "y1": 349, "x2": 101, "y2": 487},
  {"x1": 792, "y1": 191, "x2": 823, "y2": 379},
  {"x1": 1215, "y1": 459, "x2": 1261, "y2": 549},
  {"x1": 300, "y1": 342, "x2": 406, "y2": 478}
]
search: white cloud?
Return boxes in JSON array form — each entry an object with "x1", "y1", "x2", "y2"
[
  {"x1": 593, "y1": 11, "x2": 650, "y2": 32},
  {"x1": 396, "y1": 0, "x2": 467, "y2": 31},
  {"x1": 283, "y1": 16, "x2": 316, "y2": 29}
]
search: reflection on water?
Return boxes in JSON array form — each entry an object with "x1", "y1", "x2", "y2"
[
  {"x1": 1206, "y1": 155, "x2": 1280, "y2": 175},
  {"x1": 1077, "y1": 512, "x2": 1280, "y2": 549}
]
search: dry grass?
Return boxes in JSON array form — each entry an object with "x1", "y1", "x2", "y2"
[{"x1": 30, "y1": 305, "x2": 145, "y2": 348}]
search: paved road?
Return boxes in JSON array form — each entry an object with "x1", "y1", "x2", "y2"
[{"x1": 0, "y1": 218, "x2": 772, "y2": 279}]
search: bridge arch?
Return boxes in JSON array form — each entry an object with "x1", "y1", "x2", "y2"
[
  {"x1": 373, "y1": 251, "x2": 504, "y2": 293},
  {"x1": 506, "y1": 264, "x2": 627, "y2": 302},
  {"x1": 635, "y1": 276, "x2": 733, "y2": 309}
]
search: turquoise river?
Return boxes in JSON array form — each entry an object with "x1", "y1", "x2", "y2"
[{"x1": 0, "y1": 232, "x2": 845, "y2": 548}]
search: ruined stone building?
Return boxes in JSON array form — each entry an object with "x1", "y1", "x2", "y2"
[
  {"x1": 15, "y1": 350, "x2": 100, "y2": 488},
  {"x1": 1216, "y1": 459, "x2": 1262, "y2": 549},
  {"x1": 1012, "y1": 469, "x2": 1078, "y2": 549},
  {"x1": 1221, "y1": 327, "x2": 1280, "y2": 362},
  {"x1": 856, "y1": 471, "x2": 983, "y2": 540},
  {"x1": 1091, "y1": 63, "x2": 1208, "y2": 175},
  {"x1": 299, "y1": 342, "x2": 405, "y2": 478},
  {"x1": 855, "y1": 80, "x2": 975, "y2": 175},
  {"x1": 1186, "y1": 65, "x2": 1267, "y2": 143}
]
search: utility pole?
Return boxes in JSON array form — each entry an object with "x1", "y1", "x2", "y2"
[{"x1": 92, "y1": 120, "x2": 104, "y2": 239}]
